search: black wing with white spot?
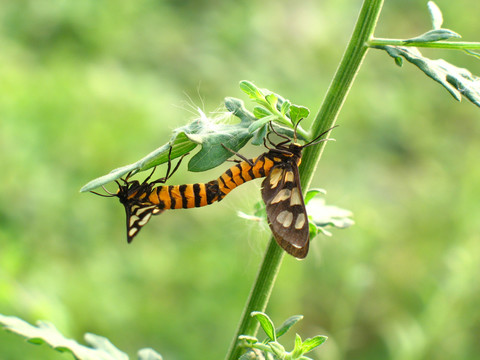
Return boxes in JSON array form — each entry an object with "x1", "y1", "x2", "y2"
[{"x1": 261, "y1": 162, "x2": 309, "y2": 259}]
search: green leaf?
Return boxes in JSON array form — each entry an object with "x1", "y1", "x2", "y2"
[
  {"x1": 306, "y1": 198, "x2": 355, "y2": 230},
  {"x1": 0, "y1": 314, "x2": 128, "y2": 360},
  {"x1": 253, "y1": 107, "x2": 273, "y2": 119},
  {"x1": 79, "y1": 132, "x2": 196, "y2": 193},
  {"x1": 427, "y1": 1, "x2": 443, "y2": 29},
  {"x1": 304, "y1": 188, "x2": 327, "y2": 205},
  {"x1": 81, "y1": 99, "x2": 263, "y2": 191},
  {"x1": 267, "y1": 342, "x2": 285, "y2": 358},
  {"x1": 251, "y1": 123, "x2": 268, "y2": 146},
  {"x1": 290, "y1": 334, "x2": 303, "y2": 358},
  {"x1": 464, "y1": 49, "x2": 480, "y2": 60},
  {"x1": 275, "y1": 315, "x2": 304, "y2": 338},
  {"x1": 300, "y1": 336, "x2": 328, "y2": 353},
  {"x1": 280, "y1": 100, "x2": 291, "y2": 116},
  {"x1": 138, "y1": 348, "x2": 163, "y2": 360},
  {"x1": 240, "y1": 80, "x2": 264, "y2": 100},
  {"x1": 379, "y1": 46, "x2": 480, "y2": 107},
  {"x1": 265, "y1": 93, "x2": 278, "y2": 108},
  {"x1": 289, "y1": 105, "x2": 310, "y2": 125},
  {"x1": 251, "y1": 312, "x2": 276, "y2": 341},
  {"x1": 404, "y1": 29, "x2": 461, "y2": 43}
]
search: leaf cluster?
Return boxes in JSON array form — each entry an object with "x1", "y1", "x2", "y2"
[
  {"x1": 238, "y1": 312, "x2": 327, "y2": 360},
  {"x1": 80, "y1": 81, "x2": 311, "y2": 193}
]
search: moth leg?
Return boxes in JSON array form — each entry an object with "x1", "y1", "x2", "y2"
[{"x1": 221, "y1": 143, "x2": 254, "y2": 166}]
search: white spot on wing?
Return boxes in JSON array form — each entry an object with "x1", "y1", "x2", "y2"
[
  {"x1": 294, "y1": 213, "x2": 306, "y2": 229},
  {"x1": 290, "y1": 188, "x2": 302, "y2": 206},
  {"x1": 276, "y1": 210, "x2": 293, "y2": 228},
  {"x1": 269, "y1": 168, "x2": 283, "y2": 188},
  {"x1": 129, "y1": 215, "x2": 140, "y2": 227},
  {"x1": 285, "y1": 171, "x2": 294, "y2": 183},
  {"x1": 271, "y1": 189, "x2": 291, "y2": 204},
  {"x1": 129, "y1": 227, "x2": 139, "y2": 237},
  {"x1": 138, "y1": 212, "x2": 153, "y2": 226}
]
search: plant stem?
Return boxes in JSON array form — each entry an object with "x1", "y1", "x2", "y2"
[
  {"x1": 225, "y1": 239, "x2": 284, "y2": 360},
  {"x1": 225, "y1": 0, "x2": 384, "y2": 359},
  {"x1": 368, "y1": 38, "x2": 480, "y2": 49}
]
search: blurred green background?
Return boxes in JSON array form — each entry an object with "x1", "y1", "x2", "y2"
[{"x1": 1, "y1": 0, "x2": 479, "y2": 359}]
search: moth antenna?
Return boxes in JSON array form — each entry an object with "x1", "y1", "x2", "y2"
[{"x1": 302, "y1": 125, "x2": 339, "y2": 148}]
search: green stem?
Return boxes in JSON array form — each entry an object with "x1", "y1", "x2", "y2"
[
  {"x1": 368, "y1": 38, "x2": 480, "y2": 49},
  {"x1": 225, "y1": 239, "x2": 284, "y2": 360},
  {"x1": 224, "y1": 0, "x2": 384, "y2": 359}
]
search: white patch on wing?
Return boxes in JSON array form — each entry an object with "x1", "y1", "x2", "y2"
[
  {"x1": 294, "y1": 213, "x2": 306, "y2": 229},
  {"x1": 138, "y1": 212, "x2": 153, "y2": 226},
  {"x1": 285, "y1": 171, "x2": 294, "y2": 183},
  {"x1": 136, "y1": 206, "x2": 155, "y2": 215},
  {"x1": 129, "y1": 227, "x2": 139, "y2": 237},
  {"x1": 129, "y1": 215, "x2": 140, "y2": 226},
  {"x1": 271, "y1": 189, "x2": 291, "y2": 204},
  {"x1": 290, "y1": 188, "x2": 302, "y2": 206},
  {"x1": 276, "y1": 210, "x2": 293, "y2": 228},
  {"x1": 269, "y1": 168, "x2": 283, "y2": 188}
]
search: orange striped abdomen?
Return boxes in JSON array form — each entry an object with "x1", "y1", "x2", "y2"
[{"x1": 145, "y1": 154, "x2": 276, "y2": 210}]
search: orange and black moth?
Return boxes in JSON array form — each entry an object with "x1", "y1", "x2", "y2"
[{"x1": 95, "y1": 128, "x2": 332, "y2": 258}]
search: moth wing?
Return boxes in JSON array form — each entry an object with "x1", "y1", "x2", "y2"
[
  {"x1": 261, "y1": 163, "x2": 309, "y2": 259},
  {"x1": 124, "y1": 202, "x2": 164, "y2": 243}
]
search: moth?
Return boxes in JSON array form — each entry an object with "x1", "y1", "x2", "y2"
[{"x1": 259, "y1": 124, "x2": 334, "y2": 258}]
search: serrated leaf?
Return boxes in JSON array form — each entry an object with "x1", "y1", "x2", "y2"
[
  {"x1": 265, "y1": 93, "x2": 278, "y2": 108},
  {"x1": 275, "y1": 315, "x2": 304, "y2": 338},
  {"x1": 137, "y1": 348, "x2": 163, "y2": 360},
  {"x1": 251, "y1": 312, "x2": 276, "y2": 342},
  {"x1": 300, "y1": 336, "x2": 328, "y2": 353},
  {"x1": 427, "y1": 1, "x2": 443, "y2": 29},
  {"x1": 81, "y1": 100, "x2": 263, "y2": 191},
  {"x1": 0, "y1": 314, "x2": 127, "y2": 360},
  {"x1": 240, "y1": 80, "x2": 264, "y2": 100},
  {"x1": 289, "y1": 105, "x2": 310, "y2": 125},
  {"x1": 379, "y1": 46, "x2": 480, "y2": 107},
  {"x1": 404, "y1": 29, "x2": 461, "y2": 43}
]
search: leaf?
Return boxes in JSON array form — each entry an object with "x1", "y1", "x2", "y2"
[
  {"x1": 81, "y1": 98, "x2": 263, "y2": 191},
  {"x1": 253, "y1": 106, "x2": 273, "y2": 119},
  {"x1": 306, "y1": 198, "x2": 355, "y2": 230},
  {"x1": 251, "y1": 123, "x2": 268, "y2": 146},
  {"x1": 289, "y1": 105, "x2": 310, "y2": 125},
  {"x1": 240, "y1": 80, "x2": 264, "y2": 100},
  {"x1": 304, "y1": 188, "x2": 327, "y2": 205},
  {"x1": 267, "y1": 342, "x2": 285, "y2": 358},
  {"x1": 0, "y1": 314, "x2": 128, "y2": 360},
  {"x1": 379, "y1": 46, "x2": 480, "y2": 107},
  {"x1": 79, "y1": 132, "x2": 196, "y2": 193},
  {"x1": 404, "y1": 29, "x2": 461, "y2": 43},
  {"x1": 427, "y1": 1, "x2": 443, "y2": 29},
  {"x1": 137, "y1": 348, "x2": 163, "y2": 360},
  {"x1": 265, "y1": 93, "x2": 278, "y2": 108},
  {"x1": 300, "y1": 336, "x2": 328, "y2": 353},
  {"x1": 280, "y1": 100, "x2": 291, "y2": 116},
  {"x1": 275, "y1": 315, "x2": 304, "y2": 338},
  {"x1": 251, "y1": 312, "x2": 276, "y2": 342}
]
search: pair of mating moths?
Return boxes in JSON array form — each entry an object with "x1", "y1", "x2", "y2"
[{"x1": 93, "y1": 128, "x2": 332, "y2": 258}]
